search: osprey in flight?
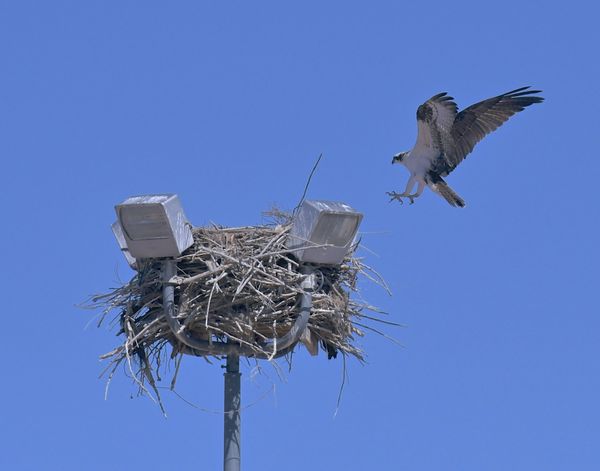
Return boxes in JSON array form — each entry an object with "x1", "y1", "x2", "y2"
[{"x1": 388, "y1": 86, "x2": 544, "y2": 207}]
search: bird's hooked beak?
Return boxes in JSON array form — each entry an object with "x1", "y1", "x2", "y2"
[{"x1": 392, "y1": 153, "x2": 403, "y2": 164}]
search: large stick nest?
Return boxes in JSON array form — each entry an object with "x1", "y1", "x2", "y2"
[{"x1": 90, "y1": 213, "x2": 391, "y2": 404}]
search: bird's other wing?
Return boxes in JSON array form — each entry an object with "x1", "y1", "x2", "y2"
[
  {"x1": 446, "y1": 86, "x2": 544, "y2": 172},
  {"x1": 415, "y1": 92, "x2": 458, "y2": 150}
]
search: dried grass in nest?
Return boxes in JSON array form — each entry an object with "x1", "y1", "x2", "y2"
[{"x1": 89, "y1": 212, "x2": 391, "y2": 406}]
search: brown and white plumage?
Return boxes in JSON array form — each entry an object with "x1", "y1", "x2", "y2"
[{"x1": 388, "y1": 87, "x2": 544, "y2": 207}]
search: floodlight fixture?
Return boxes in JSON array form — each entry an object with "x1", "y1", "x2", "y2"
[
  {"x1": 111, "y1": 221, "x2": 138, "y2": 269},
  {"x1": 114, "y1": 194, "x2": 193, "y2": 259},
  {"x1": 287, "y1": 200, "x2": 363, "y2": 265}
]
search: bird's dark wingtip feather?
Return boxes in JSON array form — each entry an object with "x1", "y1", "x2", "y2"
[
  {"x1": 429, "y1": 92, "x2": 456, "y2": 106},
  {"x1": 429, "y1": 92, "x2": 447, "y2": 101},
  {"x1": 509, "y1": 86, "x2": 533, "y2": 93},
  {"x1": 505, "y1": 87, "x2": 544, "y2": 98}
]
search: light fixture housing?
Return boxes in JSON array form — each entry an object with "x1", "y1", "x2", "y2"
[
  {"x1": 286, "y1": 200, "x2": 363, "y2": 265},
  {"x1": 111, "y1": 221, "x2": 138, "y2": 269},
  {"x1": 115, "y1": 194, "x2": 194, "y2": 259}
]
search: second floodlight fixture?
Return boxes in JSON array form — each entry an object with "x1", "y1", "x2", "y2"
[
  {"x1": 287, "y1": 200, "x2": 363, "y2": 265},
  {"x1": 114, "y1": 194, "x2": 194, "y2": 259}
]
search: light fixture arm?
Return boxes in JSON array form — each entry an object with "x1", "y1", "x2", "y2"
[
  {"x1": 261, "y1": 266, "x2": 314, "y2": 356},
  {"x1": 161, "y1": 260, "x2": 315, "y2": 359}
]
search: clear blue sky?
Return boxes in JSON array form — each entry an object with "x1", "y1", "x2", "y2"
[{"x1": 2, "y1": 2, "x2": 599, "y2": 470}]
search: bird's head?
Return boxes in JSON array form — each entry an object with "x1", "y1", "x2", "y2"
[{"x1": 392, "y1": 151, "x2": 408, "y2": 164}]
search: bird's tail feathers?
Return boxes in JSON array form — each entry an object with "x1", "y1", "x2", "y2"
[{"x1": 431, "y1": 179, "x2": 466, "y2": 208}]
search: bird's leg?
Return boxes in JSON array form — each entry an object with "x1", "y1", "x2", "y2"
[
  {"x1": 387, "y1": 176, "x2": 416, "y2": 204},
  {"x1": 405, "y1": 180, "x2": 426, "y2": 204}
]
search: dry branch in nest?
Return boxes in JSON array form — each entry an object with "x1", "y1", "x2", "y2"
[{"x1": 89, "y1": 213, "x2": 392, "y2": 406}]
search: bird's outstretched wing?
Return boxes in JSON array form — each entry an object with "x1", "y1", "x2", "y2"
[
  {"x1": 441, "y1": 86, "x2": 544, "y2": 174},
  {"x1": 415, "y1": 92, "x2": 458, "y2": 150}
]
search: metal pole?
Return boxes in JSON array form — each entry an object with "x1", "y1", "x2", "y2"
[
  {"x1": 223, "y1": 354, "x2": 241, "y2": 471},
  {"x1": 162, "y1": 258, "x2": 313, "y2": 471},
  {"x1": 162, "y1": 257, "x2": 177, "y2": 335},
  {"x1": 221, "y1": 268, "x2": 314, "y2": 471}
]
